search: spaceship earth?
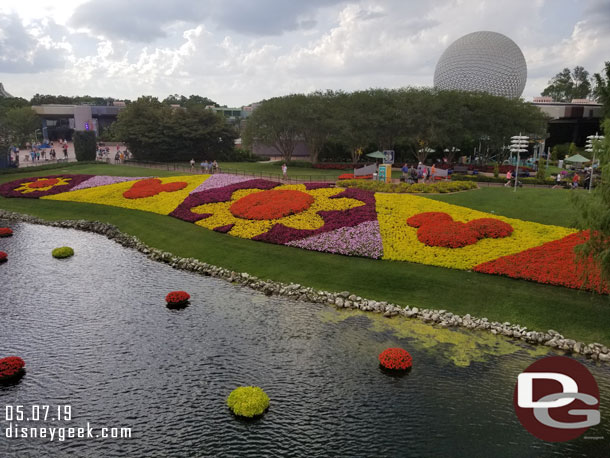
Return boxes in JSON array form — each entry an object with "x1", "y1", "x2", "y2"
[{"x1": 433, "y1": 31, "x2": 527, "y2": 99}]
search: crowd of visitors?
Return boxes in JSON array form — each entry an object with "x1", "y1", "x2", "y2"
[
  {"x1": 400, "y1": 162, "x2": 437, "y2": 184},
  {"x1": 195, "y1": 159, "x2": 219, "y2": 174}
]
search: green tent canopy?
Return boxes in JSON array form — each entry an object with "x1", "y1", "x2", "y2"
[
  {"x1": 565, "y1": 154, "x2": 590, "y2": 163},
  {"x1": 366, "y1": 151, "x2": 386, "y2": 159}
]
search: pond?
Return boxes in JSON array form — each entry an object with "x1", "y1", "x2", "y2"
[{"x1": 1, "y1": 221, "x2": 609, "y2": 457}]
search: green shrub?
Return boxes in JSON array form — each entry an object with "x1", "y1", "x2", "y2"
[
  {"x1": 451, "y1": 174, "x2": 555, "y2": 185},
  {"x1": 536, "y1": 157, "x2": 547, "y2": 180},
  {"x1": 52, "y1": 247, "x2": 74, "y2": 259},
  {"x1": 227, "y1": 386, "x2": 270, "y2": 418},
  {"x1": 336, "y1": 179, "x2": 477, "y2": 193},
  {"x1": 493, "y1": 163, "x2": 499, "y2": 178},
  {"x1": 73, "y1": 131, "x2": 97, "y2": 161}
]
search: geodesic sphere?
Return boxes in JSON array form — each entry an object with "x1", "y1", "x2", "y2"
[{"x1": 433, "y1": 31, "x2": 527, "y2": 99}]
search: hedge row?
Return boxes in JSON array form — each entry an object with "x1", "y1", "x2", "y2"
[
  {"x1": 451, "y1": 174, "x2": 556, "y2": 185},
  {"x1": 337, "y1": 179, "x2": 478, "y2": 193}
]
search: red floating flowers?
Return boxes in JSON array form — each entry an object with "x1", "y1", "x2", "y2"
[
  {"x1": 0, "y1": 227, "x2": 13, "y2": 237},
  {"x1": 123, "y1": 178, "x2": 188, "y2": 199},
  {"x1": 0, "y1": 251, "x2": 7, "y2": 262},
  {"x1": 230, "y1": 190, "x2": 314, "y2": 220},
  {"x1": 165, "y1": 291, "x2": 191, "y2": 307},
  {"x1": 0, "y1": 356, "x2": 25, "y2": 382},
  {"x1": 379, "y1": 348, "x2": 413, "y2": 370},
  {"x1": 407, "y1": 212, "x2": 513, "y2": 248}
]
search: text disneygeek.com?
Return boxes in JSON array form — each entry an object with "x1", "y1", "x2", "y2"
[{"x1": 2, "y1": 405, "x2": 132, "y2": 442}]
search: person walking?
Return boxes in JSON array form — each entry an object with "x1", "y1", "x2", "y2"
[
  {"x1": 190, "y1": 158, "x2": 195, "y2": 172},
  {"x1": 282, "y1": 163, "x2": 288, "y2": 179},
  {"x1": 572, "y1": 173, "x2": 580, "y2": 189},
  {"x1": 504, "y1": 170, "x2": 512, "y2": 187},
  {"x1": 430, "y1": 164, "x2": 436, "y2": 181},
  {"x1": 401, "y1": 163, "x2": 409, "y2": 182}
]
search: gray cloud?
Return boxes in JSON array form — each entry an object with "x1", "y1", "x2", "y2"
[
  {"x1": 584, "y1": 0, "x2": 610, "y2": 32},
  {"x1": 0, "y1": 13, "x2": 65, "y2": 73},
  {"x1": 70, "y1": 0, "x2": 348, "y2": 42}
]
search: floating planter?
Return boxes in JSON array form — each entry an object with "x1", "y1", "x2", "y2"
[
  {"x1": 165, "y1": 291, "x2": 190, "y2": 308},
  {"x1": 0, "y1": 251, "x2": 7, "y2": 263},
  {"x1": 0, "y1": 356, "x2": 26, "y2": 384},
  {"x1": 52, "y1": 246, "x2": 74, "y2": 259},
  {"x1": 227, "y1": 386, "x2": 270, "y2": 418},
  {"x1": 0, "y1": 227, "x2": 13, "y2": 237},
  {"x1": 379, "y1": 348, "x2": 413, "y2": 371}
]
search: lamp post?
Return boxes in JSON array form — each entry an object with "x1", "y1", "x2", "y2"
[
  {"x1": 510, "y1": 134, "x2": 529, "y2": 192},
  {"x1": 585, "y1": 133, "x2": 604, "y2": 193}
]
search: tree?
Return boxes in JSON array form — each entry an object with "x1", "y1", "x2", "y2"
[
  {"x1": 113, "y1": 96, "x2": 236, "y2": 162},
  {"x1": 573, "y1": 118, "x2": 610, "y2": 283},
  {"x1": 592, "y1": 61, "x2": 610, "y2": 116},
  {"x1": 73, "y1": 131, "x2": 96, "y2": 161},
  {"x1": 295, "y1": 91, "x2": 338, "y2": 164},
  {"x1": 243, "y1": 96, "x2": 302, "y2": 162},
  {"x1": 541, "y1": 66, "x2": 591, "y2": 102},
  {"x1": 0, "y1": 107, "x2": 41, "y2": 147}
]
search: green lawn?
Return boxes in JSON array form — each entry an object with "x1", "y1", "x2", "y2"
[
  {"x1": 1, "y1": 164, "x2": 608, "y2": 344},
  {"x1": 426, "y1": 187, "x2": 576, "y2": 227}
]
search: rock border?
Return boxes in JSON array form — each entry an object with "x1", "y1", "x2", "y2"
[{"x1": 1, "y1": 209, "x2": 608, "y2": 364}]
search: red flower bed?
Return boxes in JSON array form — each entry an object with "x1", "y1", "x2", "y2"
[
  {"x1": 379, "y1": 348, "x2": 413, "y2": 370},
  {"x1": 474, "y1": 231, "x2": 609, "y2": 294},
  {"x1": 0, "y1": 356, "x2": 25, "y2": 381},
  {"x1": 0, "y1": 251, "x2": 7, "y2": 262},
  {"x1": 28, "y1": 178, "x2": 60, "y2": 188},
  {"x1": 165, "y1": 291, "x2": 191, "y2": 306},
  {"x1": 0, "y1": 227, "x2": 13, "y2": 237},
  {"x1": 407, "y1": 212, "x2": 513, "y2": 248},
  {"x1": 123, "y1": 178, "x2": 188, "y2": 199},
  {"x1": 230, "y1": 190, "x2": 314, "y2": 220}
]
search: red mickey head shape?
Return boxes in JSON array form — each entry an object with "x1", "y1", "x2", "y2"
[
  {"x1": 123, "y1": 178, "x2": 188, "y2": 199},
  {"x1": 407, "y1": 212, "x2": 513, "y2": 248}
]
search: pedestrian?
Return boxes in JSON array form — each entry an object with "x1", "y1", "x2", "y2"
[
  {"x1": 190, "y1": 158, "x2": 195, "y2": 172},
  {"x1": 430, "y1": 164, "x2": 436, "y2": 181},
  {"x1": 401, "y1": 163, "x2": 408, "y2": 182},
  {"x1": 572, "y1": 173, "x2": 580, "y2": 189},
  {"x1": 212, "y1": 160, "x2": 218, "y2": 174},
  {"x1": 200, "y1": 160, "x2": 206, "y2": 174},
  {"x1": 282, "y1": 163, "x2": 288, "y2": 178},
  {"x1": 203, "y1": 160, "x2": 209, "y2": 173},
  {"x1": 114, "y1": 152, "x2": 120, "y2": 163}
]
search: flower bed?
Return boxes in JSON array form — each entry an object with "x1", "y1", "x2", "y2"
[
  {"x1": 227, "y1": 386, "x2": 270, "y2": 418},
  {"x1": 0, "y1": 174, "x2": 93, "y2": 198},
  {"x1": 337, "y1": 179, "x2": 478, "y2": 193},
  {"x1": 0, "y1": 227, "x2": 13, "y2": 237},
  {"x1": 4, "y1": 172, "x2": 606, "y2": 294},
  {"x1": 379, "y1": 348, "x2": 413, "y2": 370},
  {"x1": 0, "y1": 251, "x2": 7, "y2": 262},
  {"x1": 407, "y1": 212, "x2": 513, "y2": 248},
  {"x1": 337, "y1": 173, "x2": 373, "y2": 180},
  {"x1": 52, "y1": 247, "x2": 74, "y2": 259},
  {"x1": 165, "y1": 291, "x2": 190, "y2": 307},
  {"x1": 0, "y1": 356, "x2": 25, "y2": 383}
]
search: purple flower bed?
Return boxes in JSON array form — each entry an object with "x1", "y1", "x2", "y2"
[
  {"x1": 253, "y1": 187, "x2": 377, "y2": 245},
  {"x1": 189, "y1": 174, "x2": 254, "y2": 194},
  {"x1": 287, "y1": 220, "x2": 383, "y2": 258},
  {"x1": 169, "y1": 179, "x2": 280, "y2": 223},
  {"x1": 71, "y1": 175, "x2": 146, "y2": 191},
  {"x1": 0, "y1": 175, "x2": 94, "y2": 198}
]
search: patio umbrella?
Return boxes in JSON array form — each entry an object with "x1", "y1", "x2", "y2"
[
  {"x1": 366, "y1": 151, "x2": 386, "y2": 159},
  {"x1": 564, "y1": 154, "x2": 590, "y2": 163}
]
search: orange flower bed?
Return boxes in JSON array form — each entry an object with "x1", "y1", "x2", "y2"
[{"x1": 229, "y1": 189, "x2": 314, "y2": 220}]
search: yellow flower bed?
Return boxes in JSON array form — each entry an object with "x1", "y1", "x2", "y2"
[
  {"x1": 376, "y1": 193, "x2": 576, "y2": 269},
  {"x1": 43, "y1": 175, "x2": 210, "y2": 215},
  {"x1": 193, "y1": 184, "x2": 364, "y2": 238}
]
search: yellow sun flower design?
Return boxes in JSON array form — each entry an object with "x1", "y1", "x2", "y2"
[
  {"x1": 14, "y1": 177, "x2": 72, "y2": 194},
  {"x1": 192, "y1": 184, "x2": 365, "y2": 239}
]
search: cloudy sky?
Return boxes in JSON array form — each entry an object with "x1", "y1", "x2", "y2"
[{"x1": 0, "y1": 0, "x2": 608, "y2": 106}]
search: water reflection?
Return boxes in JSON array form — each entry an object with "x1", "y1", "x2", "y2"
[{"x1": 0, "y1": 220, "x2": 608, "y2": 457}]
